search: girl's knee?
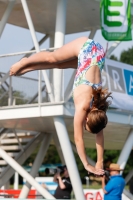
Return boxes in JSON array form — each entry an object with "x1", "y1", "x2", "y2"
[{"x1": 45, "y1": 52, "x2": 57, "y2": 63}]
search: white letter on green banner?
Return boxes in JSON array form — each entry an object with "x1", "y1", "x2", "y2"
[{"x1": 100, "y1": 0, "x2": 132, "y2": 41}]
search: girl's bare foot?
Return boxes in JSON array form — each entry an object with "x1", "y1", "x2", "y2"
[
  {"x1": 10, "y1": 57, "x2": 28, "y2": 76},
  {"x1": 14, "y1": 68, "x2": 35, "y2": 76}
]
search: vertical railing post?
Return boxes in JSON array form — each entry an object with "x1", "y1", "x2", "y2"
[
  {"x1": 53, "y1": 0, "x2": 67, "y2": 102},
  {"x1": 8, "y1": 76, "x2": 12, "y2": 106}
]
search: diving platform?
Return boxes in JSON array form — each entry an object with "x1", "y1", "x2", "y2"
[{"x1": 0, "y1": 102, "x2": 132, "y2": 150}]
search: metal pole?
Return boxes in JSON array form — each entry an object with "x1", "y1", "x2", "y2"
[
  {"x1": 89, "y1": 28, "x2": 97, "y2": 39},
  {"x1": 8, "y1": 76, "x2": 12, "y2": 106},
  {"x1": 125, "y1": 169, "x2": 133, "y2": 184},
  {"x1": 123, "y1": 189, "x2": 133, "y2": 200},
  {"x1": 1, "y1": 181, "x2": 10, "y2": 190},
  {"x1": 19, "y1": 133, "x2": 52, "y2": 198},
  {"x1": 117, "y1": 129, "x2": 133, "y2": 173},
  {"x1": 0, "y1": 47, "x2": 58, "y2": 58},
  {"x1": 23, "y1": 34, "x2": 49, "y2": 58},
  {"x1": 85, "y1": 176, "x2": 89, "y2": 189},
  {"x1": 71, "y1": 141, "x2": 95, "y2": 166},
  {"x1": 53, "y1": 0, "x2": 67, "y2": 102},
  {"x1": 21, "y1": 0, "x2": 54, "y2": 103},
  {"x1": 14, "y1": 172, "x2": 19, "y2": 189},
  {"x1": 105, "y1": 23, "x2": 133, "y2": 58},
  {"x1": 106, "y1": 41, "x2": 120, "y2": 58},
  {"x1": 0, "y1": 147, "x2": 55, "y2": 199},
  {"x1": 53, "y1": 133, "x2": 65, "y2": 164},
  {"x1": 42, "y1": 71, "x2": 54, "y2": 102},
  {"x1": 0, "y1": 0, "x2": 16, "y2": 37},
  {"x1": 64, "y1": 69, "x2": 76, "y2": 102},
  {"x1": 38, "y1": 71, "x2": 42, "y2": 103},
  {"x1": 49, "y1": 34, "x2": 54, "y2": 95},
  {"x1": 54, "y1": 116, "x2": 85, "y2": 200}
]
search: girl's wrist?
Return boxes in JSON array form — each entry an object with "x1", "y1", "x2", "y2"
[
  {"x1": 84, "y1": 163, "x2": 89, "y2": 169},
  {"x1": 97, "y1": 160, "x2": 103, "y2": 163}
]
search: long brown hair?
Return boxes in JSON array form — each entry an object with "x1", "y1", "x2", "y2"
[
  {"x1": 92, "y1": 88, "x2": 112, "y2": 112},
  {"x1": 86, "y1": 88, "x2": 112, "y2": 134}
]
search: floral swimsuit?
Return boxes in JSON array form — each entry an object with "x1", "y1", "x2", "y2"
[{"x1": 73, "y1": 39, "x2": 105, "y2": 92}]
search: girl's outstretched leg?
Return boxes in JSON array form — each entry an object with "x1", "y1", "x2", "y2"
[
  {"x1": 10, "y1": 37, "x2": 88, "y2": 76},
  {"x1": 10, "y1": 51, "x2": 56, "y2": 76},
  {"x1": 14, "y1": 58, "x2": 78, "y2": 76}
]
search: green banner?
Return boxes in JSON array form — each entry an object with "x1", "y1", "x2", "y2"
[{"x1": 100, "y1": 0, "x2": 132, "y2": 41}]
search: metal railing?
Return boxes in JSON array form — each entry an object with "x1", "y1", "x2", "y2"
[{"x1": 0, "y1": 69, "x2": 52, "y2": 107}]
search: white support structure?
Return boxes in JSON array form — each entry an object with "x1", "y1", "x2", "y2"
[
  {"x1": 38, "y1": 70, "x2": 42, "y2": 103},
  {"x1": 21, "y1": 0, "x2": 54, "y2": 103},
  {"x1": 0, "y1": 71, "x2": 10, "y2": 86},
  {"x1": 0, "y1": 147, "x2": 55, "y2": 199},
  {"x1": 106, "y1": 23, "x2": 133, "y2": 58},
  {"x1": 106, "y1": 41, "x2": 121, "y2": 58},
  {"x1": 0, "y1": 0, "x2": 16, "y2": 37},
  {"x1": 2, "y1": 1, "x2": 133, "y2": 199},
  {"x1": 19, "y1": 132, "x2": 52, "y2": 198},
  {"x1": 117, "y1": 129, "x2": 133, "y2": 173},
  {"x1": 64, "y1": 69, "x2": 76, "y2": 102},
  {"x1": 53, "y1": 133, "x2": 65, "y2": 164},
  {"x1": 123, "y1": 189, "x2": 133, "y2": 200},
  {"x1": 14, "y1": 172, "x2": 19, "y2": 189},
  {"x1": 71, "y1": 141, "x2": 95, "y2": 167},
  {"x1": 125, "y1": 169, "x2": 133, "y2": 184},
  {"x1": 53, "y1": 0, "x2": 67, "y2": 102},
  {"x1": 1, "y1": 181, "x2": 10, "y2": 190},
  {"x1": 24, "y1": 34, "x2": 49, "y2": 58},
  {"x1": 49, "y1": 34, "x2": 54, "y2": 96},
  {"x1": 8, "y1": 76, "x2": 12, "y2": 106},
  {"x1": 54, "y1": 116, "x2": 85, "y2": 200},
  {"x1": 42, "y1": 71, "x2": 54, "y2": 102},
  {"x1": 89, "y1": 28, "x2": 97, "y2": 40}
]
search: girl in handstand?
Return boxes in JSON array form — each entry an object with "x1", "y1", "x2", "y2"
[{"x1": 10, "y1": 37, "x2": 112, "y2": 175}]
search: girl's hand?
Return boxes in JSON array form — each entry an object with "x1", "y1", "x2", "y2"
[{"x1": 85, "y1": 164, "x2": 104, "y2": 175}]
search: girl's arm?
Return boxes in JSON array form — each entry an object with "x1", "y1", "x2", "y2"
[
  {"x1": 74, "y1": 108, "x2": 104, "y2": 175},
  {"x1": 74, "y1": 109, "x2": 88, "y2": 169},
  {"x1": 95, "y1": 130, "x2": 104, "y2": 170}
]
